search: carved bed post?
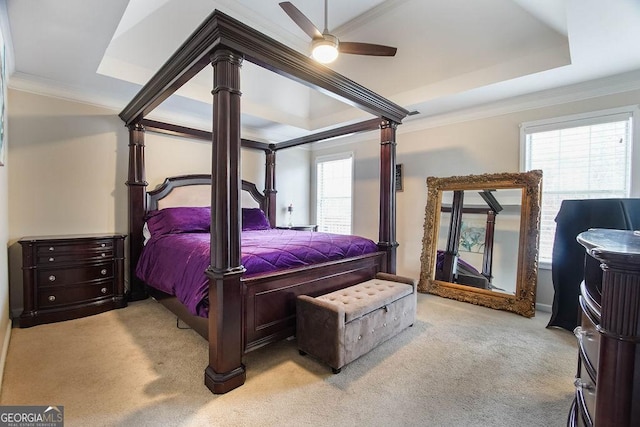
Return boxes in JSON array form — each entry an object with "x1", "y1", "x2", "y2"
[
  {"x1": 265, "y1": 149, "x2": 277, "y2": 227},
  {"x1": 481, "y1": 210, "x2": 496, "y2": 281},
  {"x1": 378, "y1": 119, "x2": 399, "y2": 273},
  {"x1": 126, "y1": 123, "x2": 148, "y2": 301},
  {"x1": 441, "y1": 190, "x2": 464, "y2": 282},
  {"x1": 204, "y1": 48, "x2": 247, "y2": 394}
]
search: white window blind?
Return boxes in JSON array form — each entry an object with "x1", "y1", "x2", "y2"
[
  {"x1": 316, "y1": 153, "x2": 353, "y2": 234},
  {"x1": 521, "y1": 109, "x2": 634, "y2": 264}
]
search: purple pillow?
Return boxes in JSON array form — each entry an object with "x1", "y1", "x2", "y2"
[
  {"x1": 242, "y1": 208, "x2": 271, "y2": 231},
  {"x1": 146, "y1": 207, "x2": 211, "y2": 237}
]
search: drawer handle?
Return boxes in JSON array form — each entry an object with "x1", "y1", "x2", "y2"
[
  {"x1": 574, "y1": 378, "x2": 595, "y2": 393},
  {"x1": 101, "y1": 253, "x2": 106, "y2": 257},
  {"x1": 48, "y1": 257, "x2": 54, "y2": 262},
  {"x1": 48, "y1": 275, "x2": 56, "y2": 282},
  {"x1": 101, "y1": 287, "x2": 108, "y2": 294},
  {"x1": 101, "y1": 243, "x2": 106, "y2": 247},
  {"x1": 48, "y1": 247, "x2": 55, "y2": 251},
  {"x1": 48, "y1": 295, "x2": 56, "y2": 302},
  {"x1": 101, "y1": 269, "x2": 107, "y2": 275},
  {"x1": 573, "y1": 326, "x2": 594, "y2": 344}
]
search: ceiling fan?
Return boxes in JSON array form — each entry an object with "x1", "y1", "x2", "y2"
[{"x1": 279, "y1": 1, "x2": 397, "y2": 63}]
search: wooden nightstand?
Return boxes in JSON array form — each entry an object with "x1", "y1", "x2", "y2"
[
  {"x1": 18, "y1": 234, "x2": 127, "y2": 327},
  {"x1": 276, "y1": 225, "x2": 318, "y2": 231}
]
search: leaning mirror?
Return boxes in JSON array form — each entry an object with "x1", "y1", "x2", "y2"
[{"x1": 419, "y1": 171, "x2": 542, "y2": 317}]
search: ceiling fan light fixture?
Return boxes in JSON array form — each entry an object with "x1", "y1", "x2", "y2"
[
  {"x1": 281, "y1": 2, "x2": 396, "y2": 61},
  {"x1": 311, "y1": 35, "x2": 339, "y2": 63}
]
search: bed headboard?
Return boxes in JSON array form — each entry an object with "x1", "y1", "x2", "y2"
[{"x1": 146, "y1": 174, "x2": 268, "y2": 215}]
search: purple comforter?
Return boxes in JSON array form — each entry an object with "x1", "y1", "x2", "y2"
[{"x1": 136, "y1": 229, "x2": 378, "y2": 317}]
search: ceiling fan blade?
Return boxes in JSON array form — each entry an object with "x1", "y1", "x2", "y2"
[
  {"x1": 339, "y1": 42, "x2": 397, "y2": 57},
  {"x1": 279, "y1": 2, "x2": 322, "y2": 40}
]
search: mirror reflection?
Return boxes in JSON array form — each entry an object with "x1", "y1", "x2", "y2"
[
  {"x1": 419, "y1": 171, "x2": 542, "y2": 317},
  {"x1": 436, "y1": 189, "x2": 522, "y2": 295}
]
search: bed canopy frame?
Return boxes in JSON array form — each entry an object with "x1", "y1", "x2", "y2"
[{"x1": 119, "y1": 10, "x2": 409, "y2": 394}]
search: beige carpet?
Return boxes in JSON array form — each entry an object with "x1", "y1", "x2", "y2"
[{"x1": 0, "y1": 294, "x2": 576, "y2": 427}]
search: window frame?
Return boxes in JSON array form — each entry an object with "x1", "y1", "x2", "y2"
[
  {"x1": 519, "y1": 105, "x2": 640, "y2": 269},
  {"x1": 313, "y1": 151, "x2": 355, "y2": 234}
]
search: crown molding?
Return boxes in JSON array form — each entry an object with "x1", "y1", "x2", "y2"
[
  {"x1": 397, "y1": 70, "x2": 640, "y2": 135},
  {"x1": 10, "y1": 66, "x2": 640, "y2": 151},
  {"x1": 8, "y1": 71, "x2": 124, "y2": 112}
]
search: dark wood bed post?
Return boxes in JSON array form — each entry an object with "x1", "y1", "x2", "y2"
[
  {"x1": 265, "y1": 149, "x2": 277, "y2": 227},
  {"x1": 204, "y1": 48, "x2": 247, "y2": 394},
  {"x1": 126, "y1": 123, "x2": 148, "y2": 301},
  {"x1": 378, "y1": 119, "x2": 399, "y2": 274},
  {"x1": 481, "y1": 210, "x2": 496, "y2": 281},
  {"x1": 441, "y1": 190, "x2": 464, "y2": 282}
]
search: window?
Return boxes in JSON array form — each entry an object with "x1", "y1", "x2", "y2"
[
  {"x1": 315, "y1": 153, "x2": 353, "y2": 234},
  {"x1": 520, "y1": 106, "x2": 637, "y2": 265}
]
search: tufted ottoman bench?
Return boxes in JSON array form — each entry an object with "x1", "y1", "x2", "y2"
[{"x1": 296, "y1": 272, "x2": 417, "y2": 373}]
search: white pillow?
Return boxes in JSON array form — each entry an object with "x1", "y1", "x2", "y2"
[{"x1": 143, "y1": 222, "x2": 151, "y2": 245}]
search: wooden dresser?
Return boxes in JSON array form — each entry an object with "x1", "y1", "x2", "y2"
[
  {"x1": 569, "y1": 229, "x2": 640, "y2": 427},
  {"x1": 18, "y1": 234, "x2": 127, "y2": 327}
]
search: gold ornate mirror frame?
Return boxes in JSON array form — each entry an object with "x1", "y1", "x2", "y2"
[{"x1": 419, "y1": 170, "x2": 542, "y2": 317}]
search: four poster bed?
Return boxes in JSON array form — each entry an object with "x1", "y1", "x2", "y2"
[{"x1": 119, "y1": 10, "x2": 409, "y2": 394}]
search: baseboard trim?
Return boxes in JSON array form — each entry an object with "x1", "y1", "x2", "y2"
[
  {"x1": 0, "y1": 321, "x2": 12, "y2": 394},
  {"x1": 536, "y1": 303, "x2": 552, "y2": 313}
]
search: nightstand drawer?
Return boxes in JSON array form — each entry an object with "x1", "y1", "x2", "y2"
[
  {"x1": 575, "y1": 354, "x2": 596, "y2": 427},
  {"x1": 577, "y1": 296, "x2": 600, "y2": 375},
  {"x1": 38, "y1": 282, "x2": 114, "y2": 308},
  {"x1": 37, "y1": 263, "x2": 113, "y2": 287},
  {"x1": 35, "y1": 239, "x2": 114, "y2": 265},
  {"x1": 36, "y1": 239, "x2": 113, "y2": 253},
  {"x1": 37, "y1": 250, "x2": 113, "y2": 265}
]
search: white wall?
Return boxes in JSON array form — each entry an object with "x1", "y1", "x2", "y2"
[
  {"x1": 274, "y1": 147, "x2": 311, "y2": 226},
  {"x1": 8, "y1": 90, "x2": 129, "y2": 238},
  {"x1": 312, "y1": 87, "x2": 640, "y2": 309},
  {"x1": 143, "y1": 127, "x2": 265, "y2": 188}
]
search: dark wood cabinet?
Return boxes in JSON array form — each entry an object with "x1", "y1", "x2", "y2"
[
  {"x1": 18, "y1": 234, "x2": 127, "y2": 327},
  {"x1": 569, "y1": 229, "x2": 640, "y2": 427}
]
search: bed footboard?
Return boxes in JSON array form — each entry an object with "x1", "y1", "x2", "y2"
[
  {"x1": 243, "y1": 251, "x2": 385, "y2": 352},
  {"x1": 146, "y1": 251, "x2": 385, "y2": 355}
]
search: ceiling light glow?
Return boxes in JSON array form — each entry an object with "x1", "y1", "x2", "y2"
[{"x1": 312, "y1": 36, "x2": 339, "y2": 63}]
